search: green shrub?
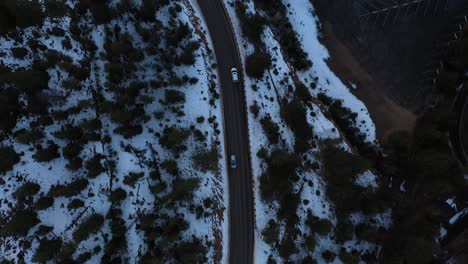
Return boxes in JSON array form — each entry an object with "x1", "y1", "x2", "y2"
[
  {"x1": 295, "y1": 83, "x2": 312, "y2": 103},
  {"x1": 105, "y1": 63, "x2": 125, "y2": 84},
  {"x1": 255, "y1": 0, "x2": 312, "y2": 70},
  {"x1": 14, "y1": 128, "x2": 43, "y2": 144},
  {"x1": 35, "y1": 196, "x2": 54, "y2": 210},
  {"x1": 246, "y1": 51, "x2": 271, "y2": 79},
  {"x1": 320, "y1": 139, "x2": 370, "y2": 182},
  {"x1": 0, "y1": 88, "x2": 20, "y2": 131},
  {"x1": 164, "y1": 89, "x2": 185, "y2": 104},
  {"x1": 235, "y1": 2, "x2": 266, "y2": 44},
  {"x1": 85, "y1": 154, "x2": 105, "y2": 178},
  {"x1": 262, "y1": 219, "x2": 279, "y2": 245},
  {"x1": 0, "y1": 70, "x2": 49, "y2": 93},
  {"x1": 159, "y1": 127, "x2": 190, "y2": 154},
  {"x1": 33, "y1": 238, "x2": 62, "y2": 263},
  {"x1": 150, "y1": 182, "x2": 167, "y2": 194},
  {"x1": 53, "y1": 124, "x2": 83, "y2": 141},
  {"x1": 67, "y1": 157, "x2": 83, "y2": 171},
  {"x1": 306, "y1": 212, "x2": 332, "y2": 236},
  {"x1": 322, "y1": 250, "x2": 336, "y2": 263},
  {"x1": 13, "y1": 182, "x2": 40, "y2": 202},
  {"x1": 57, "y1": 242, "x2": 77, "y2": 262},
  {"x1": 73, "y1": 214, "x2": 104, "y2": 242},
  {"x1": 193, "y1": 129, "x2": 206, "y2": 142},
  {"x1": 48, "y1": 178, "x2": 89, "y2": 197},
  {"x1": 319, "y1": 140, "x2": 370, "y2": 217},
  {"x1": 48, "y1": 26, "x2": 65, "y2": 36},
  {"x1": 62, "y1": 37, "x2": 72, "y2": 50},
  {"x1": 11, "y1": 47, "x2": 28, "y2": 59},
  {"x1": 44, "y1": 0, "x2": 67, "y2": 17},
  {"x1": 339, "y1": 249, "x2": 360, "y2": 264},
  {"x1": 114, "y1": 124, "x2": 143, "y2": 139},
  {"x1": 104, "y1": 217, "x2": 127, "y2": 255},
  {"x1": 180, "y1": 41, "x2": 200, "y2": 65},
  {"x1": 301, "y1": 256, "x2": 318, "y2": 264},
  {"x1": 123, "y1": 172, "x2": 144, "y2": 187},
  {"x1": 173, "y1": 238, "x2": 208, "y2": 263},
  {"x1": 78, "y1": 0, "x2": 114, "y2": 24},
  {"x1": 279, "y1": 236, "x2": 299, "y2": 260},
  {"x1": 1, "y1": 209, "x2": 39, "y2": 237},
  {"x1": 35, "y1": 225, "x2": 53, "y2": 236},
  {"x1": 109, "y1": 188, "x2": 127, "y2": 204},
  {"x1": 256, "y1": 147, "x2": 268, "y2": 159},
  {"x1": 0, "y1": 146, "x2": 20, "y2": 174},
  {"x1": 192, "y1": 148, "x2": 219, "y2": 172},
  {"x1": 161, "y1": 159, "x2": 179, "y2": 176},
  {"x1": 260, "y1": 115, "x2": 280, "y2": 144},
  {"x1": 76, "y1": 252, "x2": 93, "y2": 263},
  {"x1": 63, "y1": 143, "x2": 83, "y2": 160},
  {"x1": 259, "y1": 149, "x2": 299, "y2": 200},
  {"x1": 283, "y1": 98, "x2": 313, "y2": 144},
  {"x1": 355, "y1": 224, "x2": 381, "y2": 244},
  {"x1": 0, "y1": 0, "x2": 44, "y2": 32},
  {"x1": 79, "y1": 118, "x2": 102, "y2": 131},
  {"x1": 167, "y1": 178, "x2": 200, "y2": 205},
  {"x1": 67, "y1": 199, "x2": 84, "y2": 210},
  {"x1": 317, "y1": 92, "x2": 333, "y2": 106},
  {"x1": 250, "y1": 102, "x2": 260, "y2": 118},
  {"x1": 304, "y1": 235, "x2": 316, "y2": 251},
  {"x1": 62, "y1": 77, "x2": 81, "y2": 90},
  {"x1": 33, "y1": 141, "x2": 60, "y2": 162},
  {"x1": 196, "y1": 116, "x2": 205, "y2": 123},
  {"x1": 335, "y1": 219, "x2": 354, "y2": 243},
  {"x1": 139, "y1": 0, "x2": 159, "y2": 22}
]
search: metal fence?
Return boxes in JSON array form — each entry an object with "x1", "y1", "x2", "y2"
[{"x1": 355, "y1": 0, "x2": 456, "y2": 31}]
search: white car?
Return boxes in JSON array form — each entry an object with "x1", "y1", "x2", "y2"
[
  {"x1": 230, "y1": 154, "x2": 237, "y2": 169},
  {"x1": 231, "y1": 67, "x2": 239, "y2": 83}
]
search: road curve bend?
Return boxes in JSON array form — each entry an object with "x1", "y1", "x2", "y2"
[{"x1": 195, "y1": 1, "x2": 254, "y2": 263}]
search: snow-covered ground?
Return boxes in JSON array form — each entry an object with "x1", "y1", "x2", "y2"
[
  {"x1": 283, "y1": 0, "x2": 376, "y2": 143},
  {"x1": 0, "y1": 1, "x2": 227, "y2": 263},
  {"x1": 225, "y1": 0, "x2": 384, "y2": 262}
]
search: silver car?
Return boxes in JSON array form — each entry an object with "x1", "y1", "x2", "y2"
[
  {"x1": 230, "y1": 154, "x2": 237, "y2": 169},
  {"x1": 231, "y1": 68, "x2": 239, "y2": 83}
]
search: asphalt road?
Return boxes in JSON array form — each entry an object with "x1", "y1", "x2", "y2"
[{"x1": 196, "y1": 1, "x2": 254, "y2": 263}]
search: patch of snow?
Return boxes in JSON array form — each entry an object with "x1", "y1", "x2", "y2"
[
  {"x1": 355, "y1": 170, "x2": 378, "y2": 189},
  {"x1": 446, "y1": 197, "x2": 457, "y2": 211},
  {"x1": 449, "y1": 208, "x2": 468, "y2": 225},
  {"x1": 282, "y1": 0, "x2": 377, "y2": 143}
]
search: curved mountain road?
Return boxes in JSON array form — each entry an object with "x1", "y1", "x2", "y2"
[{"x1": 196, "y1": 1, "x2": 254, "y2": 263}]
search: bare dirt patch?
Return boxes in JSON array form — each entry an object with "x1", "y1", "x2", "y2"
[
  {"x1": 319, "y1": 22, "x2": 416, "y2": 141},
  {"x1": 313, "y1": 0, "x2": 467, "y2": 141}
]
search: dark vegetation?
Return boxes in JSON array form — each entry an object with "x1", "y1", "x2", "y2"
[
  {"x1": 0, "y1": 146, "x2": 20, "y2": 174},
  {"x1": 319, "y1": 140, "x2": 372, "y2": 218},
  {"x1": 235, "y1": 1, "x2": 468, "y2": 262},
  {"x1": 73, "y1": 213, "x2": 104, "y2": 242},
  {"x1": 1, "y1": 209, "x2": 39, "y2": 237},
  {"x1": 0, "y1": 0, "x2": 215, "y2": 262},
  {"x1": 0, "y1": 0, "x2": 44, "y2": 33},
  {"x1": 282, "y1": 97, "x2": 313, "y2": 153},
  {"x1": 248, "y1": 0, "x2": 312, "y2": 70},
  {"x1": 318, "y1": 93, "x2": 376, "y2": 157},
  {"x1": 374, "y1": 25, "x2": 468, "y2": 263},
  {"x1": 260, "y1": 115, "x2": 280, "y2": 144},
  {"x1": 32, "y1": 238, "x2": 62, "y2": 263},
  {"x1": 246, "y1": 51, "x2": 272, "y2": 79}
]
